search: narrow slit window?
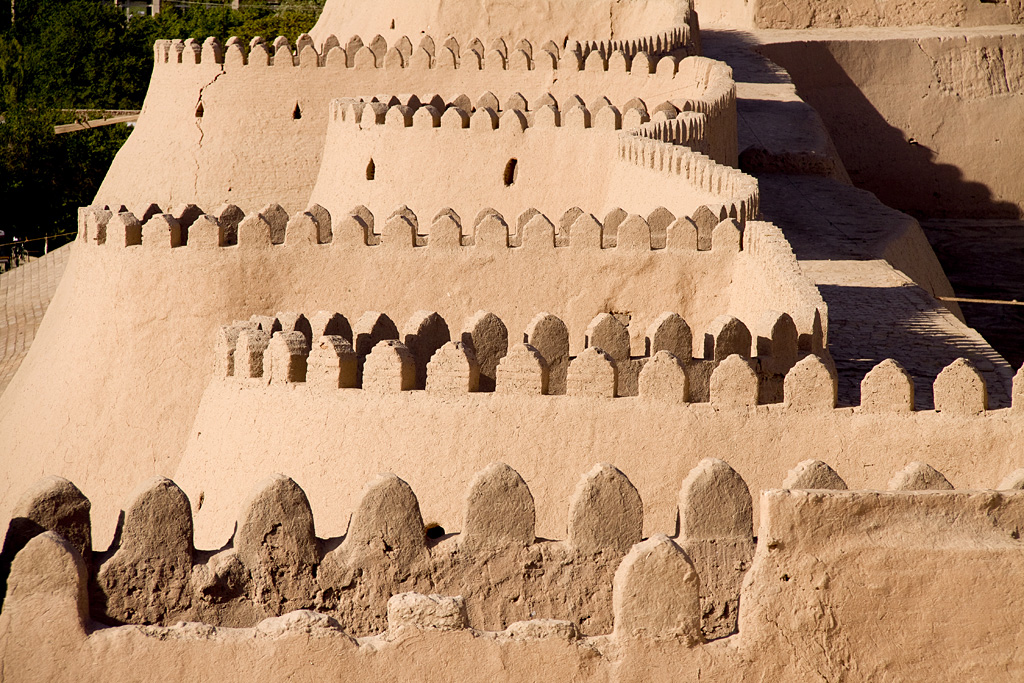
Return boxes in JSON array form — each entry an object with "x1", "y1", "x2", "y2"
[
  {"x1": 366, "y1": 158, "x2": 376, "y2": 180},
  {"x1": 293, "y1": 103, "x2": 302, "y2": 119},
  {"x1": 195, "y1": 102, "x2": 204, "y2": 118},
  {"x1": 503, "y1": 158, "x2": 518, "y2": 186}
]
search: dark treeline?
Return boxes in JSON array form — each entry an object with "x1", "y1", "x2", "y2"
[{"x1": 0, "y1": 0, "x2": 320, "y2": 254}]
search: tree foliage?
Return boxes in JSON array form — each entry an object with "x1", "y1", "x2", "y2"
[{"x1": 0, "y1": 0, "x2": 321, "y2": 252}]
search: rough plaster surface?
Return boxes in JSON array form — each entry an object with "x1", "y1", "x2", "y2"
[
  {"x1": 5, "y1": 488, "x2": 1024, "y2": 681},
  {"x1": 758, "y1": 28, "x2": 1024, "y2": 218},
  {"x1": 2, "y1": 0, "x2": 1024, "y2": 676}
]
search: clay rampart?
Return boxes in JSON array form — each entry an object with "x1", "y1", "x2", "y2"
[
  {"x1": 4, "y1": 472, "x2": 1024, "y2": 680},
  {"x1": 1, "y1": 205, "x2": 817, "y2": 550},
  {"x1": 176, "y1": 351, "x2": 1024, "y2": 550},
  {"x1": 154, "y1": 30, "x2": 694, "y2": 71},
  {"x1": 306, "y1": 0, "x2": 699, "y2": 54},
  {"x1": 310, "y1": 93, "x2": 748, "y2": 222},
  {"x1": 97, "y1": 35, "x2": 736, "y2": 212},
  {"x1": 77, "y1": 204, "x2": 805, "y2": 354},
  {"x1": 213, "y1": 307, "x2": 817, "y2": 399}
]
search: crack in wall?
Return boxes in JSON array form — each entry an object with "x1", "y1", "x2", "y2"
[{"x1": 193, "y1": 67, "x2": 226, "y2": 200}]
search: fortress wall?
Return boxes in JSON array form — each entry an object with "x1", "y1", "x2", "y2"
[
  {"x1": 176, "y1": 365, "x2": 1024, "y2": 550},
  {"x1": 311, "y1": 110, "x2": 736, "y2": 224},
  {"x1": 0, "y1": 209, "x2": 782, "y2": 547},
  {"x1": 740, "y1": 489, "x2": 1024, "y2": 678},
  {"x1": 97, "y1": 39, "x2": 736, "y2": 212},
  {"x1": 4, "y1": 488, "x2": 1023, "y2": 681},
  {"x1": 759, "y1": 31, "x2": 1024, "y2": 218},
  {"x1": 752, "y1": 0, "x2": 1020, "y2": 28},
  {"x1": 729, "y1": 221, "x2": 828, "y2": 343},
  {"x1": 307, "y1": 0, "x2": 695, "y2": 52},
  {"x1": 310, "y1": 113, "x2": 701, "y2": 223}
]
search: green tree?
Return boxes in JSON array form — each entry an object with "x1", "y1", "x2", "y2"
[{"x1": 0, "y1": 0, "x2": 322, "y2": 253}]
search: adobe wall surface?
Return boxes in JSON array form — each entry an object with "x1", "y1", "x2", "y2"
[
  {"x1": 96, "y1": 40, "x2": 735, "y2": 214},
  {"x1": 741, "y1": 489, "x2": 1024, "y2": 679},
  {"x1": 726, "y1": 0, "x2": 1023, "y2": 28},
  {"x1": 4, "y1": 486, "x2": 1024, "y2": 681},
  {"x1": 178, "y1": 374, "x2": 1024, "y2": 549},
  {"x1": 758, "y1": 28, "x2": 1024, "y2": 218},
  {"x1": 0, "y1": 210, "x2": 816, "y2": 547},
  {"x1": 309, "y1": 0, "x2": 697, "y2": 48},
  {"x1": 310, "y1": 106, "x2": 724, "y2": 223}
]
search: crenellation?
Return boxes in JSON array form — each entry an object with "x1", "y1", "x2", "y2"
[
  {"x1": 615, "y1": 214, "x2": 652, "y2": 250},
  {"x1": 142, "y1": 214, "x2": 182, "y2": 249},
  {"x1": 267, "y1": 331, "x2": 309, "y2": 384},
  {"x1": 363, "y1": 339, "x2": 416, "y2": 392},
  {"x1": 567, "y1": 347, "x2": 618, "y2": 397},
  {"x1": 585, "y1": 313, "x2": 630, "y2": 363},
  {"x1": 524, "y1": 313, "x2": 569, "y2": 394},
  {"x1": 187, "y1": 214, "x2": 224, "y2": 249},
  {"x1": 95, "y1": 477, "x2": 193, "y2": 625},
  {"x1": 460, "y1": 462, "x2": 535, "y2": 551},
  {"x1": 234, "y1": 474, "x2": 318, "y2": 617},
  {"x1": 402, "y1": 311, "x2": 451, "y2": 389},
  {"x1": 214, "y1": 321, "x2": 256, "y2": 377},
  {"x1": 888, "y1": 462, "x2": 955, "y2": 490},
  {"x1": 384, "y1": 46, "x2": 404, "y2": 69},
  {"x1": 1, "y1": 476, "x2": 92, "y2": 569},
  {"x1": 345, "y1": 35, "x2": 363, "y2": 62},
  {"x1": 354, "y1": 45, "x2": 377, "y2": 69},
  {"x1": 647, "y1": 313, "x2": 692, "y2": 360},
  {"x1": 496, "y1": 343, "x2": 549, "y2": 395},
  {"x1": 860, "y1": 358, "x2": 915, "y2": 412},
  {"x1": 283, "y1": 211, "x2": 321, "y2": 246},
  {"x1": 784, "y1": 354, "x2": 837, "y2": 411},
  {"x1": 204, "y1": 307, "x2": 856, "y2": 405},
  {"x1": 704, "y1": 315, "x2": 752, "y2": 362},
  {"x1": 709, "y1": 354, "x2": 759, "y2": 409},
  {"x1": 250, "y1": 314, "x2": 282, "y2": 335},
  {"x1": 568, "y1": 464, "x2": 643, "y2": 555},
  {"x1": 638, "y1": 350, "x2": 690, "y2": 402},
  {"x1": 256, "y1": 204, "x2": 285, "y2": 246},
  {"x1": 933, "y1": 357, "x2": 988, "y2": 414},
  {"x1": 235, "y1": 329, "x2": 271, "y2": 379},
  {"x1": 612, "y1": 534, "x2": 702, "y2": 643},
  {"x1": 106, "y1": 211, "x2": 142, "y2": 247},
  {"x1": 426, "y1": 341, "x2": 480, "y2": 393},
  {"x1": 712, "y1": 218, "x2": 742, "y2": 251},
  {"x1": 182, "y1": 37, "x2": 201, "y2": 64},
  {"x1": 18, "y1": 0, "x2": 1024, "y2": 674},
  {"x1": 677, "y1": 458, "x2": 753, "y2": 639},
  {"x1": 782, "y1": 459, "x2": 848, "y2": 490},
  {"x1": 753, "y1": 311, "x2": 799, "y2": 376}
]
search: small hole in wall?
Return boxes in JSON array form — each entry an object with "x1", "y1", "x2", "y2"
[
  {"x1": 366, "y1": 158, "x2": 375, "y2": 180},
  {"x1": 425, "y1": 523, "x2": 445, "y2": 539},
  {"x1": 390, "y1": 19, "x2": 396, "y2": 29},
  {"x1": 195, "y1": 102, "x2": 204, "y2": 117},
  {"x1": 293, "y1": 103, "x2": 302, "y2": 119},
  {"x1": 503, "y1": 158, "x2": 518, "y2": 186}
]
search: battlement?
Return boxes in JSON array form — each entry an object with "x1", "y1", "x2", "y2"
[
  {"x1": 212, "y1": 305, "x2": 1018, "y2": 420},
  {"x1": 214, "y1": 306, "x2": 825, "y2": 400},
  {"x1": 106, "y1": 33, "x2": 736, "y2": 212},
  {"x1": 78, "y1": 202, "x2": 755, "y2": 251},
  {"x1": 5, "y1": 461, "x2": 1024, "y2": 679},
  {"x1": 153, "y1": 29, "x2": 694, "y2": 72},
  {"x1": 328, "y1": 94, "x2": 707, "y2": 134}
]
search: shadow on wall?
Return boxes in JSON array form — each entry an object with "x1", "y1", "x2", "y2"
[
  {"x1": 756, "y1": 41, "x2": 1021, "y2": 220},
  {"x1": 818, "y1": 284, "x2": 1010, "y2": 410},
  {"x1": 922, "y1": 219, "x2": 1024, "y2": 369}
]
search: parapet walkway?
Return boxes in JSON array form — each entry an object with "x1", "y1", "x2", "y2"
[
  {"x1": 0, "y1": 245, "x2": 70, "y2": 394},
  {"x1": 760, "y1": 175, "x2": 1013, "y2": 408},
  {"x1": 704, "y1": 29, "x2": 1015, "y2": 408}
]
